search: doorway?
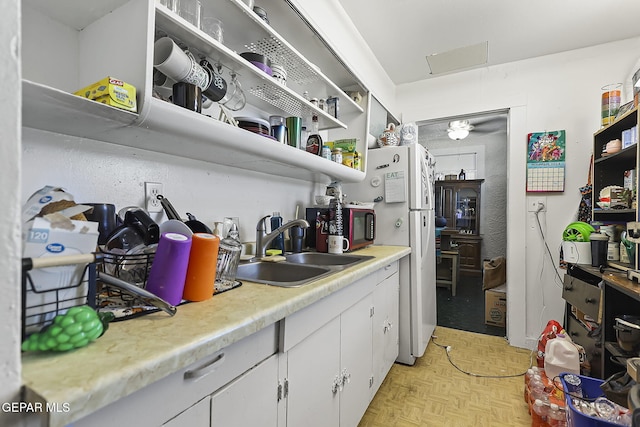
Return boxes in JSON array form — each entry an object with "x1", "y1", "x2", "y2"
[{"x1": 418, "y1": 110, "x2": 508, "y2": 336}]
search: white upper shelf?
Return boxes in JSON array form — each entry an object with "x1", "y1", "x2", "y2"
[
  {"x1": 154, "y1": 1, "x2": 364, "y2": 130},
  {"x1": 22, "y1": 80, "x2": 366, "y2": 183}
]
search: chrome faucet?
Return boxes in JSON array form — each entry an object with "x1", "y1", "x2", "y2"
[{"x1": 255, "y1": 215, "x2": 310, "y2": 258}]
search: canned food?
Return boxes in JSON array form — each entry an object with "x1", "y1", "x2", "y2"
[
  {"x1": 331, "y1": 147, "x2": 343, "y2": 164},
  {"x1": 564, "y1": 373, "x2": 583, "y2": 398},
  {"x1": 321, "y1": 145, "x2": 331, "y2": 160}
]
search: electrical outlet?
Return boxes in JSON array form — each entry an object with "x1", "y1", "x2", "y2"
[
  {"x1": 145, "y1": 182, "x2": 163, "y2": 213},
  {"x1": 527, "y1": 197, "x2": 547, "y2": 212}
]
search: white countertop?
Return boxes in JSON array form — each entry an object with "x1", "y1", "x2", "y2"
[{"x1": 21, "y1": 245, "x2": 410, "y2": 427}]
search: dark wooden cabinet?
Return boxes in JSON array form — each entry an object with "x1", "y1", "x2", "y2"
[
  {"x1": 435, "y1": 179, "x2": 484, "y2": 235},
  {"x1": 436, "y1": 179, "x2": 484, "y2": 276},
  {"x1": 565, "y1": 264, "x2": 640, "y2": 379},
  {"x1": 563, "y1": 267, "x2": 603, "y2": 379}
]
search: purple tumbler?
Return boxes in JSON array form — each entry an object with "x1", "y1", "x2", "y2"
[{"x1": 145, "y1": 232, "x2": 192, "y2": 306}]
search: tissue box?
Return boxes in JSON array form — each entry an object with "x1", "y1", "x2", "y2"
[
  {"x1": 74, "y1": 76, "x2": 137, "y2": 112},
  {"x1": 23, "y1": 217, "x2": 99, "y2": 292},
  {"x1": 22, "y1": 216, "x2": 99, "y2": 334}
]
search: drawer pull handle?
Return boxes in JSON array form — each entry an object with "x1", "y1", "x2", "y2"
[
  {"x1": 184, "y1": 353, "x2": 226, "y2": 380},
  {"x1": 585, "y1": 298, "x2": 596, "y2": 304}
]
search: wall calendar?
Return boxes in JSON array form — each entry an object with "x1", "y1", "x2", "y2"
[{"x1": 526, "y1": 130, "x2": 566, "y2": 192}]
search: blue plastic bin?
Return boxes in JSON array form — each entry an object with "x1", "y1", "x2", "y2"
[{"x1": 559, "y1": 373, "x2": 623, "y2": 427}]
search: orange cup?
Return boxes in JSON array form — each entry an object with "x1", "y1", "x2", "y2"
[{"x1": 183, "y1": 233, "x2": 220, "y2": 301}]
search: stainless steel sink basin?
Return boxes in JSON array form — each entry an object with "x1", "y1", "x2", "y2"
[
  {"x1": 236, "y1": 262, "x2": 332, "y2": 287},
  {"x1": 236, "y1": 252, "x2": 373, "y2": 287},
  {"x1": 284, "y1": 252, "x2": 373, "y2": 266}
]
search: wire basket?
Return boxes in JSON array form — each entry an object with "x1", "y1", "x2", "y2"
[
  {"x1": 22, "y1": 262, "x2": 96, "y2": 340},
  {"x1": 96, "y1": 247, "x2": 158, "y2": 319}
]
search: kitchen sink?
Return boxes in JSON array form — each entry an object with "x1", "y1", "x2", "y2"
[
  {"x1": 236, "y1": 262, "x2": 332, "y2": 287},
  {"x1": 236, "y1": 252, "x2": 373, "y2": 287},
  {"x1": 284, "y1": 252, "x2": 373, "y2": 266}
]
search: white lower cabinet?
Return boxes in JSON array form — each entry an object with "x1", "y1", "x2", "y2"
[
  {"x1": 72, "y1": 262, "x2": 399, "y2": 427},
  {"x1": 72, "y1": 324, "x2": 278, "y2": 427},
  {"x1": 283, "y1": 295, "x2": 372, "y2": 427},
  {"x1": 279, "y1": 261, "x2": 399, "y2": 427},
  {"x1": 372, "y1": 263, "x2": 400, "y2": 396},
  {"x1": 211, "y1": 353, "x2": 280, "y2": 427},
  {"x1": 339, "y1": 294, "x2": 374, "y2": 427},
  {"x1": 285, "y1": 315, "x2": 341, "y2": 427},
  {"x1": 163, "y1": 396, "x2": 211, "y2": 427}
]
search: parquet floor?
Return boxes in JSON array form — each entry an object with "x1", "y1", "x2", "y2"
[{"x1": 359, "y1": 326, "x2": 534, "y2": 427}]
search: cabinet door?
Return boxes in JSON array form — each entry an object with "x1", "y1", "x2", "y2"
[
  {"x1": 455, "y1": 186, "x2": 480, "y2": 234},
  {"x1": 286, "y1": 316, "x2": 341, "y2": 427},
  {"x1": 436, "y1": 183, "x2": 456, "y2": 228},
  {"x1": 340, "y1": 295, "x2": 373, "y2": 427},
  {"x1": 372, "y1": 271, "x2": 399, "y2": 396},
  {"x1": 163, "y1": 397, "x2": 210, "y2": 427},
  {"x1": 210, "y1": 354, "x2": 279, "y2": 427}
]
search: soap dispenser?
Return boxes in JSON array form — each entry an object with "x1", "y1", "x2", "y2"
[{"x1": 270, "y1": 211, "x2": 284, "y2": 253}]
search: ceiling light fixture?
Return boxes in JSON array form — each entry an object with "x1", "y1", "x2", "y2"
[
  {"x1": 447, "y1": 120, "x2": 473, "y2": 140},
  {"x1": 448, "y1": 128, "x2": 469, "y2": 140}
]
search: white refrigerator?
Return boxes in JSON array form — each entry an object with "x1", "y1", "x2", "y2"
[{"x1": 343, "y1": 144, "x2": 436, "y2": 365}]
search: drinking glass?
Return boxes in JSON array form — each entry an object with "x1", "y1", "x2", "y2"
[{"x1": 179, "y1": 0, "x2": 201, "y2": 28}]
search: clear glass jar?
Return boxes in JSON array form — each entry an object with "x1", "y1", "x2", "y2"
[{"x1": 216, "y1": 224, "x2": 242, "y2": 286}]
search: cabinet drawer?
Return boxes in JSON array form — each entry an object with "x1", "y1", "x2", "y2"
[
  {"x1": 565, "y1": 315, "x2": 601, "y2": 379},
  {"x1": 74, "y1": 324, "x2": 278, "y2": 427},
  {"x1": 562, "y1": 275, "x2": 601, "y2": 322},
  {"x1": 378, "y1": 260, "x2": 398, "y2": 282}
]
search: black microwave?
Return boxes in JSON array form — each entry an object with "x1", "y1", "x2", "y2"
[{"x1": 305, "y1": 207, "x2": 375, "y2": 251}]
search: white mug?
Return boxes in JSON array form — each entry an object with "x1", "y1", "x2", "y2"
[
  {"x1": 328, "y1": 235, "x2": 349, "y2": 254},
  {"x1": 154, "y1": 37, "x2": 209, "y2": 91}
]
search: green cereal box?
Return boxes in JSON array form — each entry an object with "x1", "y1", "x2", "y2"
[{"x1": 332, "y1": 138, "x2": 357, "y2": 153}]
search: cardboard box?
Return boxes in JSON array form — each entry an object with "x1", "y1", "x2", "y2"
[
  {"x1": 74, "y1": 76, "x2": 137, "y2": 112},
  {"x1": 326, "y1": 138, "x2": 357, "y2": 153},
  {"x1": 622, "y1": 128, "x2": 633, "y2": 148},
  {"x1": 485, "y1": 284, "x2": 506, "y2": 327}
]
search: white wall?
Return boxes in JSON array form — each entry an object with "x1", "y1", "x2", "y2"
[
  {"x1": 397, "y1": 36, "x2": 640, "y2": 348},
  {"x1": 0, "y1": 0, "x2": 23, "y2": 425},
  {"x1": 21, "y1": 128, "x2": 321, "y2": 242}
]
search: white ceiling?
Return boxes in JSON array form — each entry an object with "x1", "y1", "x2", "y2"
[{"x1": 337, "y1": 0, "x2": 640, "y2": 86}]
